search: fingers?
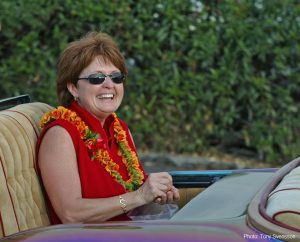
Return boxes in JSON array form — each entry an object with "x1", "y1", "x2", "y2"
[
  {"x1": 166, "y1": 190, "x2": 174, "y2": 202},
  {"x1": 136, "y1": 172, "x2": 180, "y2": 205},
  {"x1": 154, "y1": 197, "x2": 162, "y2": 204},
  {"x1": 148, "y1": 172, "x2": 173, "y2": 186},
  {"x1": 136, "y1": 176, "x2": 168, "y2": 204},
  {"x1": 154, "y1": 191, "x2": 178, "y2": 205},
  {"x1": 170, "y1": 186, "x2": 180, "y2": 201},
  {"x1": 158, "y1": 184, "x2": 174, "y2": 194},
  {"x1": 154, "y1": 193, "x2": 167, "y2": 204},
  {"x1": 162, "y1": 187, "x2": 179, "y2": 204},
  {"x1": 153, "y1": 186, "x2": 180, "y2": 205}
]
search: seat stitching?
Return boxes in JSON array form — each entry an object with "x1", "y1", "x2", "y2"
[
  {"x1": 1, "y1": 114, "x2": 39, "y2": 228},
  {"x1": 0, "y1": 155, "x2": 20, "y2": 231},
  {"x1": 0, "y1": 103, "x2": 52, "y2": 230},
  {"x1": 3, "y1": 108, "x2": 51, "y2": 228},
  {"x1": 2, "y1": 111, "x2": 38, "y2": 171},
  {"x1": 4, "y1": 110, "x2": 39, "y2": 137}
]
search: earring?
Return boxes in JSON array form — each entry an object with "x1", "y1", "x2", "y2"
[{"x1": 74, "y1": 96, "x2": 79, "y2": 102}]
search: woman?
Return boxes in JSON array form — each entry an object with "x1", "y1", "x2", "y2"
[{"x1": 37, "y1": 31, "x2": 180, "y2": 224}]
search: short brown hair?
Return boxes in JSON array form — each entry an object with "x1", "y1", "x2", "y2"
[{"x1": 56, "y1": 32, "x2": 128, "y2": 106}]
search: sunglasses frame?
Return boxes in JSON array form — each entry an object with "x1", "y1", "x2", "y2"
[{"x1": 78, "y1": 72, "x2": 125, "y2": 85}]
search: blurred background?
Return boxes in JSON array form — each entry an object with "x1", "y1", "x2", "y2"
[{"x1": 1, "y1": 0, "x2": 300, "y2": 169}]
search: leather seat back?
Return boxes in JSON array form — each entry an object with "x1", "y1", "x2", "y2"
[{"x1": 0, "y1": 102, "x2": 53, "y2": 237}]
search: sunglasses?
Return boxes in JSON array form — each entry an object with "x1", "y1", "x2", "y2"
[{"x1": 78, "y1": 72, "x2": 125, "y2": 85}]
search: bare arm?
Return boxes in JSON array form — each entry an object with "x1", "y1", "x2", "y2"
[{"x1": 39, "y1": 126, "x2": 179, "y2": 223}]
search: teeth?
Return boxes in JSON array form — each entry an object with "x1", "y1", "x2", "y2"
[{"x1": 98, "y1": 94, "x2": 114, "y2": 99}]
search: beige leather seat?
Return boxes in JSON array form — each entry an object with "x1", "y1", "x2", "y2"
[
  {"x1": 266, "y1": 164, "x2": 300, "y2": 229},
  {"x1": 0, "y1": 102, "x2": 53, "y2": 238}
]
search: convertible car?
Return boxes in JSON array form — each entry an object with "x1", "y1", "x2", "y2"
[{"x1": 0, "y1": 95, "x2": 300, "y2": 242}]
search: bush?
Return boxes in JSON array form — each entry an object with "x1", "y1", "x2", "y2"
[{"x1": 1, "y1": 0, "x2": 300, "y2": 164}]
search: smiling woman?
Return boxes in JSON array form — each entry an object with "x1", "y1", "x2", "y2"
[
  {"x1": 36, "y1": 31, "x2": 180, "y2": 225},
  {"x1": 67, "y1": 56, "x2": 125, "y2": 125}
]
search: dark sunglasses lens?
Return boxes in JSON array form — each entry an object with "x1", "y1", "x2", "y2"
[
  {"x1": 111, "y1": 73, "x2": 124, "y2": 83},
  {"x1": 87, "y1": 73, "x2": 106, "y2": 84},
  {"x1": 88, "y1": 77, "x2": 105, "y2": 84},
  {"x1": 85, "y1": 73, "x2": 124, "y2": 84}
]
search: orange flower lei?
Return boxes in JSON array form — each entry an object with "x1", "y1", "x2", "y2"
[{"x1": 40, "y1": 106, "x2": 144, "y2": 191}]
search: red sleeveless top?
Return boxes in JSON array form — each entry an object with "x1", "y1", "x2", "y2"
[{"x1": 36, "y1": 100, "x2": 146, "y2": 224}]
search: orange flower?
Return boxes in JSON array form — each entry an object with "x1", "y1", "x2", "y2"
[
  {"x1": 40, "y1": 114, "x2": 51, "y2": 128},
  {"x1": 74, "y1": 117, "x2": 83, "y2": 126},
  {"x1": 62, "y1": 110, "x2": 71, "y2": 120},
  {"x1": 115, "y1": 130, "x2": 126, "y2": 142},
  {"x1": 52, "y1": 110, "x2": 60, "y2": 119}
]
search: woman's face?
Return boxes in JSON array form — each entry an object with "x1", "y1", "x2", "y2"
[{"x1": 68, "y1": 56, "x2": 124, "y2": 124}]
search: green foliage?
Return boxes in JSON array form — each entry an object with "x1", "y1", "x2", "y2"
[{"x1": 1, "y1": 0, "x2": 300, "y2": 164}]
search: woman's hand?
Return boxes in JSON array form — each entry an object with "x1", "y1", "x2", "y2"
[
  {"x1": 136, "y1": 172, "x2": 180, "y2": 205},
  {"x1": 154, "y1": 185, "x2": 180, "y2": 204}
]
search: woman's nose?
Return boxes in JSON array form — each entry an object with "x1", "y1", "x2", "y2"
[{"x1": 102, "y1": 76, "x2": 114, "y2": 88}]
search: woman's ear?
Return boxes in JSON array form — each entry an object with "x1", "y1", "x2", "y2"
[{"x1": 67, "y1": 82, "x2": 79, "y2": 99}]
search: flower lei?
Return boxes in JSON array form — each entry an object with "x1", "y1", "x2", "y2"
[{"x1": 40, "y1": 106, "x2": 144, "y2": 191}]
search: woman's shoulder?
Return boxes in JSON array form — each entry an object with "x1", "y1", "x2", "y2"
[
  {"x1": 42, "y1": 119, "x2": 79, "y2": 136},
  {"x1": 38, "y1": 119, "x2": 81, "y2": 149},
  {"x1": 41, "y1": 124, "x2": 71, "y2": 144}
]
